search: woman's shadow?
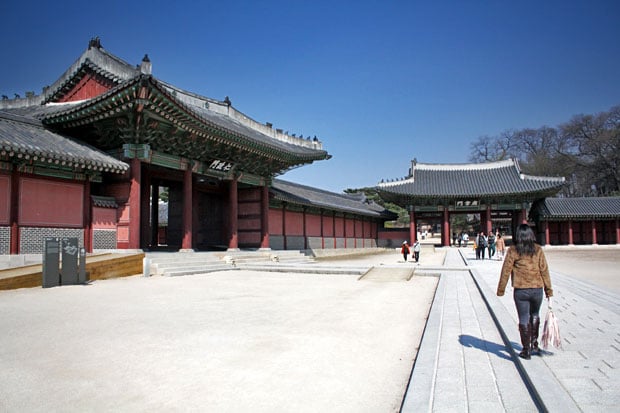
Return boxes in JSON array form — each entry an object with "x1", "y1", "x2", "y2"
[{"x1": 459, "y1": 334, "x2": 513, "y2": 360}]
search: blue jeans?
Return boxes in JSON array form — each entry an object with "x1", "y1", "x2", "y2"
[{"x1": 513, "y1": 288, "x2": 543, "y2": 325}]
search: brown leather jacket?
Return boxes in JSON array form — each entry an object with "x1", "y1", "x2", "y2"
[{"x1": 496, "y1": 244, "x2": 553, "y2": 297}]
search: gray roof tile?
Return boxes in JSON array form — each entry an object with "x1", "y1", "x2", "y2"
[
  {"x1": 377, "y1": 159, "x2": 565, "y2": 198},
  {"x1": 0, "y1": 110, "x2": 128, "y2": 173},
  {"x1": 533, "y1": 197, "x2": 620, "y2": 219},
  {"x1": 271, "y1": 179, "x2": 395, "y2": 219}
]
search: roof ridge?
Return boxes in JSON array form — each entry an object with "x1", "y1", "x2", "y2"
[{"x1": 414, "y1": 159, "x2": 516, "y2": 171}]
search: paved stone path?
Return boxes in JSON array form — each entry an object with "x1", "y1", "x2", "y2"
[{"x1": 404, "y1": 246, "x2": 620, "y2": 412}]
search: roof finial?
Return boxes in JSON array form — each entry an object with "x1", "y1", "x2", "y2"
[
  {"x1": 88, "y1": 36, "x2": 102, "y2": 49},
  {"x1": 140, "y1": 54, "x2": 152, "y2": 75}
]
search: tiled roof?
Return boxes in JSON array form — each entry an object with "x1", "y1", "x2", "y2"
[
  {"x1": 377, "y1": 159, "x2": 565, "y2": 198},
  {"x1": 0, "y1": 110, "x2": 129, "y2": 174},
  {"x1": 91, "y1": 195, "x2": 118, "y2": 208},
  {"x1": 153, "y1": 80, "x2": 328, "y2": 159},
  {"x1": 271, "y1": 179, "x2": 396, "y2": 219},
  {"x1": 532, "y1": 197, "x2": 620, "y2": 220},
  {"x1": 0, "y1": 39, "x2": 329, "y2": 163}
]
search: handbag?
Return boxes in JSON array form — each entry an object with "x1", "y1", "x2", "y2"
[{"x1": 541, "y1": 298, "x2": 562, "y2": 350}]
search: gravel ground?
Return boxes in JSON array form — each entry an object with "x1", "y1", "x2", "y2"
[{"x1": 0, "y1": 253, "x2": 437, "y2": 413}]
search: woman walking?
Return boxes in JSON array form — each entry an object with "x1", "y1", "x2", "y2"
[
  {"x1": 495, "y1": 233, "x2": 505, "y2": 260},
  {"x1": 496, "y1": 224, "x2": 553, "y2": 359},
  {"x1": 401, "y1": 241, "x2": 411, "y2": 262}
]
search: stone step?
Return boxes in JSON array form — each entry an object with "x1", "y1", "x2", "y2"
[{"x1": 165, "y1": 264, "x2": 236, "y2": 277}]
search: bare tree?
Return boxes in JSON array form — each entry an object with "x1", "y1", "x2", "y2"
[
  {"x1": 468, "y1": 105, "x2": 620, "y2": 196},
  {"x1": 559, "y1": 105, "x2": 620, "y2": 195}
]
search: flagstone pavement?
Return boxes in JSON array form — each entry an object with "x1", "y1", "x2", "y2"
[{"x1": 402, "y1": 245, "x2": 620, "y2": 413}]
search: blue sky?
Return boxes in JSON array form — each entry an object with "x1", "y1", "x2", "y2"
[{"x1": 2, "y1": 0, "x2": 619, "y2": 193}]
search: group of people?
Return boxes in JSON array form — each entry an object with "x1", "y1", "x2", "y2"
[
  {"x1": 452, "y1": 231, "x2": 470, "y2": 247},
  {"x1": 474, "y1": 231, "x2": 506, "y2": 260},
  {"x1": 400, "y1": 240, "x2": 421, "y2": 263},
  {"x1": 452, "y1": 230, "x2": 506, "y2": 260}
]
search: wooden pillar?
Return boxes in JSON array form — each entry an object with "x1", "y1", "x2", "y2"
[
  {"x1": 302, "y1": 207, "x2": 307, "y2": 250},
  {"x1": 320, "y1": 210, "x2": 325, "y2": 249},
  {"x1": 343, "y1": 213, "x2": 347, "y2": 248},
  {"x1": 568, "y1": 219, "x2": 574, "y2": 245},
  {"x1": 83, "y1": 177, "x2": 92, "y2": 253},
  {"x1": 409, "y1": 209, "x2": 417, "y2": 244},
  {"x1": 150, "y1": 180, "x2": 159, "y2": 247},
  {"x1": 260, "y1": 184, "x2": 270, "y2": 249},
  {"x1": 282, "y1": 204, "x2": 287, "y2": 250},
  {"x1": 128, "y1": 158, "x2": 141, "y2": 249},
  {"x1": 521, "y1": 207, "x2": 528, "y2": 224},
  {"x1": 591, "y1": 220, "x2": 597, "y2": 245},
  {"x1": 442, "y1": 209, "x2": 450, "y2": 247},
  {"x1": 544, "y1": 221, "x2": 550, "y2": 246},
  {"x1": 353, "y1": 216, "x2": 357, "y2": 248},
  {"x1": 486, "y1": 205, "x2": 493, "y2": 235},
  {"x1": 616, "y1": 219, "x2": 620, "y2": 244},
  {"x1": 181, "y1": 168, "x2": 193, "y2": 251},
  {"x1": 9, "y1": 166, "x2": 20, "y2": 254},
  {"x1": 333, "y1": 211, "x2": 337, "y2": 249},
  {"x1": 227, "y1": 177, "x2": 238, "y2": 250},
  {"x1": 360, "y1": 216, "x2": 366, "y2": 248}
]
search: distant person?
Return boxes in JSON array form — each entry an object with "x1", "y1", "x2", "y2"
[
  {"x1": 462, "y1": 232, "x2": 469, "y2": 247},
  {"x1": 476, "y1": 232, "x2": 487, "y2": 259},
  {"x1": 458, "y1": 231, "x2": 463, "y2": 247},
  {"x1": 495, "y1": 233, "x2": 505, "y2": 260},
  {"x1": 496, "y1": 224, "x2": 553, "y2": 360},
  {"x1": 401, "y1": 241, "x2": 411, "y2": 262},
  {"x1": 452, "y1": 231, "x2": 458, "y2": 246},
  {"x1": 413, "y1": 240, "x2": 421, "y2": 263},
  {"x1": 487, "y1": 232, "x2": 496, "y2": 259}
]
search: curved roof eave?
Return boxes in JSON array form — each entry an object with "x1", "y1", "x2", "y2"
[
  {"x1": 376, "y1": 159, "x2": 565, "y2": 199},
  {"x1": 0, "y1": 110, "x2": 129, "y2": 174},
  {"x1": 271, "y1": 179, "x2": 396, "y2": 219}
]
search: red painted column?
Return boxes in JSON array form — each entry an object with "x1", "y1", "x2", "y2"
[
  {"x1": 544, "y1": 221, "x2": 550, "y2": 246},
  {"x1": 353, "y1": 216, "x2": 357, "y2": 248},
  {"x1": 360, "y1": 217, "x2": 366, "y2": 248},
  {"x1": 616, "y1": 219, "x2": 620, "y2": 244},
  {"x1": 260, "y1": 185, "x2": 270, "y2": 249},
  {"x1": 282, "y1": 204, "x2": 287, "y2": 250},
  {"x1": 443, "y1": 209, "x2": 450, "y2": 247},
  {"x1": 182, "y1": 168, "x2": 193, "y2": 250},
  {"x1": 303, "y1": 207, "x2": 308, "y2": 250},
  {"x1": 521, "y1": 208, "x2": 528, "y2": 224},
  {"x1": 343, "y1": 213, "x2": 347, "y2": 248},
  {"x1": 333, "y1": 211, "x2": 336, "y2": 249},
  {"x1": 150, "y1": 180, "x2": 159, "y2": 247},
  {"x1": 129, "y1": 158, "x2": 141, "y2": 249},
  {"x1": 83, "y1": 177, "x2": 92, "y2": 253},
  {"x1": 320, "y1": 211, "x2": 325, "y2": 249},
  {"x1": 568, "y1": 219, "x2": 574, "y2": 245},
  {"x1": 409, "y1": 210, "x2": 417, "y2": 244},
  {"x1": 591, "y1": 220, "x2": 597, "y2": 245},
  {"x1": 9, "y1": 166, "x2": 20, "y2": 254},
  {"x1": 486, "y1": 205, "x2": 493, "y2": 235},
  {"x1": 228, "y1": 177, "x2": 238, "y2": 250}
]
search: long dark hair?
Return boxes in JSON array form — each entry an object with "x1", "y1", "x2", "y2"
[{"x1": 514, "y1": 224, "x2": 536, "y2": 256}]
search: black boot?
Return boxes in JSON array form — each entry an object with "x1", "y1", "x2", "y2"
[
  {"x1": 518, "y1": 324, "x2": 531, "y2": 360},
  {"x1": 530, "y1": 316, "x2": 540, "y2": 355}
]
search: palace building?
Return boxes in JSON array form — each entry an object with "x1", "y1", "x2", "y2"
[
  {"x1": 2, "y1": 39, "x2": 618, "y2": 257},
  {"x1": 376, "y1": 159, "x2": 620, "y2": 246},
  {"x1": 0, "y1": 38, "x2": 393, "y2": 255}
]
